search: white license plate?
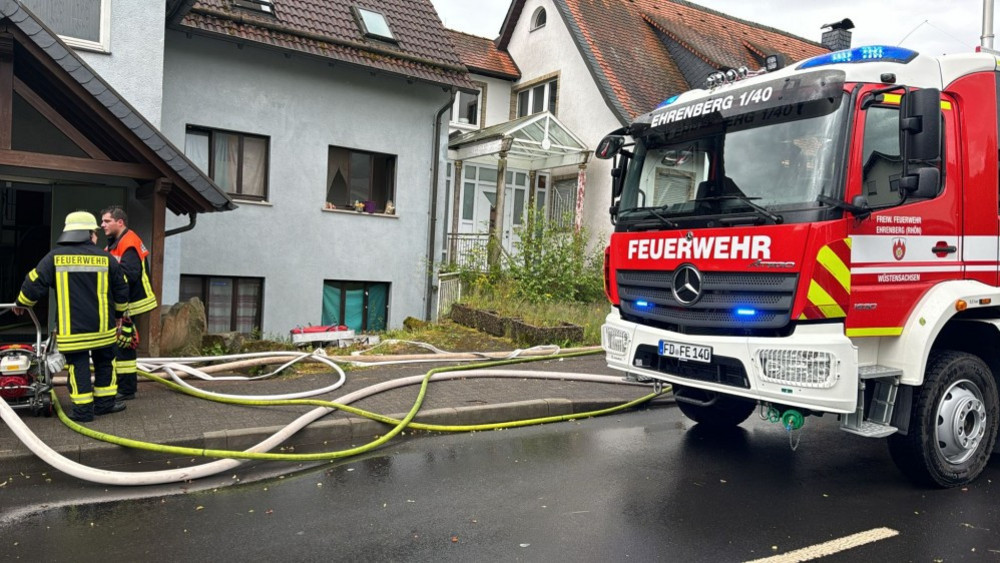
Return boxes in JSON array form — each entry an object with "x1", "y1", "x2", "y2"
[{"x1": 659, "y1": 340, "x2": 712, "y2": 363}]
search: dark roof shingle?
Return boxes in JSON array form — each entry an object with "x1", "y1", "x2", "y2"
[{"x1": 176, "y1": 0, "x2": 476, "y2": 92}]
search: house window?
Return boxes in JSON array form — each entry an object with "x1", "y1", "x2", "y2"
[
  {"x1": 326, "y1": 146, "x2": 396, "y2": 212},
  {"x1": 185, "y1": 126, "x2": 269, "y2": 201},
  {"x1": 531, "y1": 7, "x2": 547, "y2": 30},
  {"x1": 233, "y1": 0, "x2": 274, "y2": 14},
  {"x1": 451, "y1": 90, "x2": 481, "y2": 126},
  {"x1": 322, "y1": 280, "x2": 389, "y2": 331},
  {"x1": 21, "y1": 0, "x2": 111, "y2": 52},
  {"x1": 516, "y1": 78, "x2": 558, "y2": 118},
  {"x1": 180, "y1": 275, "x2": 264, "y2": 334},
  {"x1": 353, "y1": 7, "x2": 395, "y2": 42}
]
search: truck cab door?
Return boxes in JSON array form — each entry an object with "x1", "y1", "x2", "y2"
[{"x1": 846, "y1": 89, "x2": 962, "y2": 337}]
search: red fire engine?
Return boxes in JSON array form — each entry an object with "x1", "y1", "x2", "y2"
[{"x1": 597, "y1": 45, "x2": 1000, "y2": 487}]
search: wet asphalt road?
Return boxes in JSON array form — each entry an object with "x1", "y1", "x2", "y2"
[{"x1": 1, "y1": 407, "x2": 998, "y2": 562}]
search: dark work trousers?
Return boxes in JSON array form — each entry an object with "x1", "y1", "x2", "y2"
[
  {"x1": 115, "y1": 343, "x2": 138, "y2": 395},
  {"x1": 64, "y1": 345, "x2": 117, "y2": 410}
]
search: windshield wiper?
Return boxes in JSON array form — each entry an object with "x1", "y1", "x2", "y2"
[
  {"x1": 692, "y1": 195, "x2": 783, "y2": 224},
  {"x1": 618, "y1": 206, "x2": 679, "y2": 228}
]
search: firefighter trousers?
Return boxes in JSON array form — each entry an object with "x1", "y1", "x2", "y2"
[
  {"x1": 65, "y1": 345, "x2": 117, "y2": 409},
  {"x1": 114, "y1": 344, "x2": 137, "y2": 395}
]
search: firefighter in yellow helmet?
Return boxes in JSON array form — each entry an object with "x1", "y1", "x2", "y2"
[{"x1": 13, "y1": 211, "x2": 129, "y2": 422}]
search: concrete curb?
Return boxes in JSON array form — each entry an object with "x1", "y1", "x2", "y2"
[{"x1": 1, "y1": 397, "x2": 674, "y2": 477}]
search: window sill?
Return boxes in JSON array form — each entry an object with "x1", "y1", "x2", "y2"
[
  {"x1": 449, "y1": 121, "x2": 479, "y2": 132},
  {"x1": 322, "y1": 207, "x2": 398, "y2": 218},
  {"x1": 232, "y1": 198, "x2": 272, "y2": 207}
]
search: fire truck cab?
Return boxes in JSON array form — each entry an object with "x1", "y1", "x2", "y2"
[{"x1": 598, "y1": 46, "x2": 1000, "y2": 487}]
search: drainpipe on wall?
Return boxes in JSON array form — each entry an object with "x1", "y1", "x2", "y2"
[
  {"x1": 164, "y1": 212, "x2": 197, "y2": 237},
  {"x1": 425, "y1": 92, "x2": 457, "y2": 320}
]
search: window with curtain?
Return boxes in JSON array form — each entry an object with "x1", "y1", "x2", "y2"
[
  {"x1": 326, "y1": 146, "x2": 396, "y2": 212},
  {"x1": 180, "y1": 275, "x2": 264, "y2": 334},
  {"x1": 322, "y1": 280, "x2": 389, "y2": 332},
  {"x1": 185, "y1": 126, "x2": 269, "y2": 201}
]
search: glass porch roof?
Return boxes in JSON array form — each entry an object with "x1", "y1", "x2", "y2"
[{"x1": 448, "y1": 112, "x2": 590, "y2": 170}]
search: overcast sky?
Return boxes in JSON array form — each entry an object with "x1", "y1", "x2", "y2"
[{"x1": 430, "y1": 0, "x2": 993, "y2": 57}]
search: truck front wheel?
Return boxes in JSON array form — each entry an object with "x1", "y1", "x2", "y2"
[
  {"x1": 887, "y1": 351, "x2": 999, "y2": 488},
  {"x1": 674, "y1": 387, "x2": 756, "y2": 428}
]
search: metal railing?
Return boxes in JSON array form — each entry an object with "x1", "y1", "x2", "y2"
[
  {"x1": 435, "y1": 272, "x2": 462, "y2": 321},
  {"x1": 446, "y1": 233, "x2": 490, "y2": 270}
]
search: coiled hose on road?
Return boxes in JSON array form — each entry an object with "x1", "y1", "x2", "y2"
[{"x1": 0, "y1": 348, "x2": 666, "y2": 486}]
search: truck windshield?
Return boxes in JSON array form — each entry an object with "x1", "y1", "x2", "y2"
[{"x1": 618, "y1": 94, "x2": 849, "y2": 226}]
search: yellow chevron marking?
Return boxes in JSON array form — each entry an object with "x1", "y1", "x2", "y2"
[
  {"x1": 808, "y1": 279, "x2": 846, "y2": 318},
  {"x1": 846, "y1": 327, "x2": 904, "y2": 337},
  {"x1": 817, "y1": 246, "x2": 851, "y2": 293}
]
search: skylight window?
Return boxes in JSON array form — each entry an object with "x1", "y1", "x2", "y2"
[
  {"x1": 354, "y1": 7, "x2": 395, "y2": 42},
  {"x1": 233, "y1": 0, "x2": 273, "y2": 14}
]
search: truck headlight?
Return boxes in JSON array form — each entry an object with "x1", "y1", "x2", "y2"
[
  {"x1": 758, "y1": 349, "x2": 837, "y2": 388},
  {"x1": 602, "y1": 325, "x2": 631, "y2": 359}
]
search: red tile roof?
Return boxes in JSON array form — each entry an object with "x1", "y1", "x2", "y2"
[
  {"x1": 446, "y1": 29, "x2": 520, "y2": 80},
  {"x1": 174, "y1": 0, "x2": 476, "y2": 92},
  {"x1": 501, "y1": 0, "x2": 830, "y2": 123}
]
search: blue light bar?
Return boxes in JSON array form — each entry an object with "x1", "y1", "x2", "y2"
[
  {"x1": 735, "y1": 308, "x2": 757, "y2": 317},
  {"x1": 797, "y1": 45, "x2": 918, "y2": 70},
  {"x1": 656, "y1": 94, "x2": 679, "y2": 109},
  {"x1": 635, "y1": 300, "x2": 653, "y2": 310}
]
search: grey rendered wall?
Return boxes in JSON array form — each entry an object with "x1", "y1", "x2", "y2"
[
  {"x1": 160, "y1": 32, "x2": 452, "y2": 336},
  {"x1": 76, "y1": 0, "x2": 164, "y2": 127}
]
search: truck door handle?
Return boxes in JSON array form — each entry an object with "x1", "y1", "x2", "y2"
[{"x1": 932, "y1": 244, "x2": 957, "y2": 254}]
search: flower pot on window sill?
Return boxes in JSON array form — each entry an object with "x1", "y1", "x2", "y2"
[{"x1": 363, "y1": 200, "x2": 376, "y2": 213}]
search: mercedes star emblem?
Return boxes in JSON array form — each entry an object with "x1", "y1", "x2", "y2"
[{"x1": 671, "y1": 264, "x2": 703, "y2": 305}]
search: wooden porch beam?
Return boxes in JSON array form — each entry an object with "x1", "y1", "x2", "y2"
[
  {"x1": 0, "y1": 149, "x2": 158, "y2": 179},
  {"x1": 0, "y1": 33, "x2": 13, "y2": 150},
  {"x1": 147, "y1": 178, "x2": 171, "y2": 356},
  {"x1": 13, "y1": 76, "x2": 109, "y2": 160}
]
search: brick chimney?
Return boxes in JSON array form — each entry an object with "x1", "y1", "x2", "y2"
[{"x1": 821, "y1": 18, "x2": 854, "y2": 51}]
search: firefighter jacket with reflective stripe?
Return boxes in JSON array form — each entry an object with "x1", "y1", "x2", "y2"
[
  {"x1": 106, "y1": 228, "x2": 158, "y2": 315},
  {"x1": 17, "y1": 241, "x2": 128, "y2": 352}
]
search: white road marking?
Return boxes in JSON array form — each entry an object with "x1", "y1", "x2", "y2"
[{"x1": 745, "y1": 527, "x2": 899, "y2": 563}]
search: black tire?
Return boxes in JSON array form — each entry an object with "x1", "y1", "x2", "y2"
[
  {"x1": 675, "y1": 390, "x2": 756, "y2": 428},
  {"x1": 888, "y1": 351, "x2": 999, "y2": 488}
]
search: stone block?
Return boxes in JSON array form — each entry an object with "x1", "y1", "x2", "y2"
[{"x1": 159, "y1": 298, "x2": 207, "y2": 357}]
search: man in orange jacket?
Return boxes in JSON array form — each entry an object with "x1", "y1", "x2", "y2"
[{"x1": 101, "y1": 205, "x2": 158, "y2": 400}]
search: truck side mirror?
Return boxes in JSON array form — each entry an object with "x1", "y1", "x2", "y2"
[
  {"x1": 898, "y1": 166, "x2": 940, "y2": 199},
  {"x1": 596, "y1": 135, "x2": 625, "y2": 159},
  {"x1": 900, "y1": 88, "x2": 941, "y2": 162}
]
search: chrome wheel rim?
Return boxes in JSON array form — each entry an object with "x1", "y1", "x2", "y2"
[{"x1": 935, "y1": 379, "x2": 987, "y2": 465}]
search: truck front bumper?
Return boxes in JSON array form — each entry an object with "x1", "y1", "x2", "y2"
[{"x1": 602, "y1": 309, "x2": 858, "y2": 414}]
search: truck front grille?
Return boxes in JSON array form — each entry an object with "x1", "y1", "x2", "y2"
[{"x1": 617, "y1": 269, "x2": 797, "y2": 331}]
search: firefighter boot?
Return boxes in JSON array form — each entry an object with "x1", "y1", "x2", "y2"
[
  {"x1": 95, "y1": 397, "x2": 126, "y2": 416},
  {"x1": 68, "y1": 403, "x2": 95, "y2": 423},
  {"x1": 116, "y1": 373, "x2": 137, "y2": 401}
]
